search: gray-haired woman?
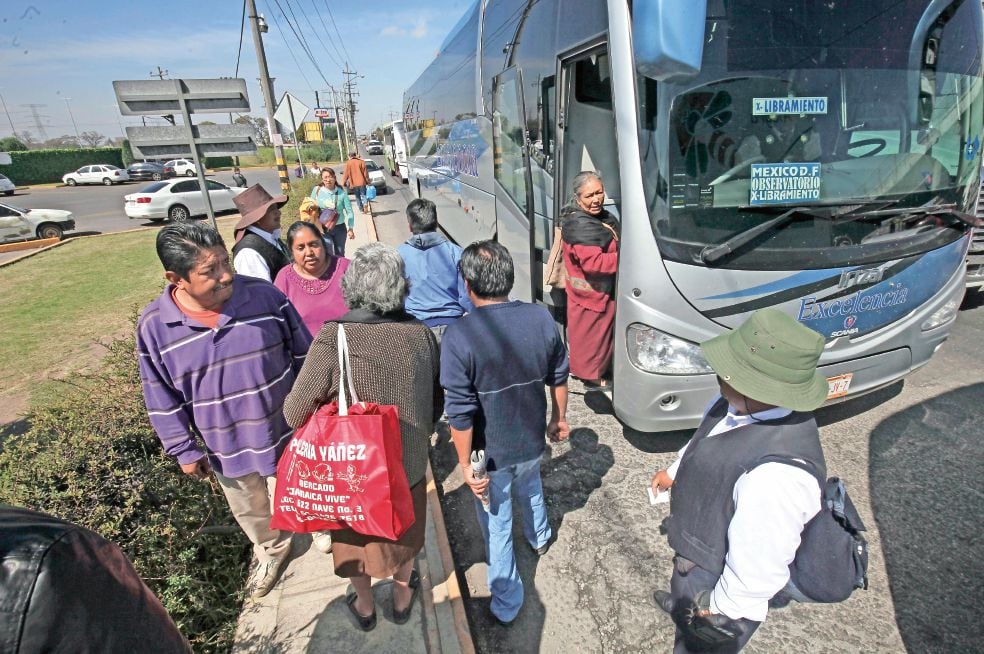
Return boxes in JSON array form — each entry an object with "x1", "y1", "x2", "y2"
[{"x1": 283, "y1": 242, "x2": 441, "y2": 632}]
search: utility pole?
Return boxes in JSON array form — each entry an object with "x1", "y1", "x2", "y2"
[
  {"x1": 149, "y1": 66, "x2": 176, "y2": 125},
  {"x1": 0, "y1": 91, "x2": 15, "y2": 135},
  {"x1": 63, "y1": 97, "x2": 81, "y2": 147},
  {"x1": 247, "y1": 0, "x2": 289, "y2": 193},
  {"x1": 342, "y1": 64, "x2": 362, "y2": 154}
]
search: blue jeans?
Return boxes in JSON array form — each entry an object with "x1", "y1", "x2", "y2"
[
  {"x1": 350, "y1": 185, "x2": 366, "y2": 211},
  {"x1": 474, "y1": 455, "x2": 551, "y2": 623},
  {"x1": 327, "y1": 223, "x2": 348, "y2": 257}
]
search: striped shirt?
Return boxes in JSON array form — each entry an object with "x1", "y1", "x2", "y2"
[{"x1": 137, "y1": 275, "x2": 312, "y2": 478}]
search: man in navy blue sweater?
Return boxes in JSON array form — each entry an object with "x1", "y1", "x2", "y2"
[{"x1": 440, "y1": 240, "x2": 570, "y2": 626}]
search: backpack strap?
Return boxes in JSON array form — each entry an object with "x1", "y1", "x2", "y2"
[
  {"x1": 756, "y1": 454, "x2": 824, "y2": 488},
  {"x1": 757, "y1": 454, "x2": 864, "y2": 536}
]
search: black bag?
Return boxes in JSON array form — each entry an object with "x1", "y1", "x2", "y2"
[{"x1": 760, "y1": 456, "x2": 869, "y2": 603}]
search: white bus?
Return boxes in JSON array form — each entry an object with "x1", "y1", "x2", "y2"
[
  {"x1": 382, "y1": 120, "x2": 409, "y2": 183},
  {"x1": 403, "y1": 0, "x2": 984, "y2": 432}
]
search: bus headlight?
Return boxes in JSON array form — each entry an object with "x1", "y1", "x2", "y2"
[
  {"x1": 626, "y1": 323, "x2": 714, "y2": 375},
  {"x1": 921, "y1": 296, "x2": 961, "y2": 331}
]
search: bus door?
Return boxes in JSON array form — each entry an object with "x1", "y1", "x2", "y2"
[
  {"x1": 556, "y1": 45, "x2": 621, "y2": 219},
  {"x1": 491, "y1": 67, "x2": 538, "y2": 301}
]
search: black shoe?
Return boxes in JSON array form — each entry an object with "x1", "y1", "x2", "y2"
[
  {"x1": 392, "y1": 570, "x2": 420, "y2": 625},
  {"x1": 346, "y1": 593, "x2": 377, "y2": 631},
  {"x1": 653, "y1": 590, "x2": 674, "y2": 614},
  {"x1": 493, "y1": 614, "x2": 515, "y2": 628},
  {"x1": 533, "y1": 540, "x2": 551, "y2": 557}
]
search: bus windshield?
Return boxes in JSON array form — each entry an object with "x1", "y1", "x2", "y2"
[{"x1": 637, "y1": 0, "x2": 984, "y2": 270}]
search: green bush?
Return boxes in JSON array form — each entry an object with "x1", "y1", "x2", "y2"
[
  {"x1": 0, "y1": 147, "x2": 124, "y2": 185},
  {"x1": 0, "y1": 324, "x2": 249, "y2": 652},
  {"x1": 205, "y1": 156, "x2": 234, "y2": 169},
  {"x1": 239, "y1": 144, "x2": 340, "y2": 168},
  {"x1": 121, "y1": 139, "x2": 135, "y2": 167}
]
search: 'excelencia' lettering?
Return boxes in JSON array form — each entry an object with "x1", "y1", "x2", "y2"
[
  {"x1": 798, "y1": 286, "x2": 910, "y2": 321},
  {"x1": 752, "y1": 97, "x2": 828, "y2": 115}
]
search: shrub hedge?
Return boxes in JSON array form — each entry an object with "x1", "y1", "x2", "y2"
[
  {"x1": 0, "y1": 147, "x2": 125, "y2": 185},
  {"x1": 0, "y1": 324, "x2": 249, "y2": 652}
]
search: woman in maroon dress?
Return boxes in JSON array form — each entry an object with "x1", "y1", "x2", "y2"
[{"x1": 561, "y1": 171, "x2": 619, "y2": 391}]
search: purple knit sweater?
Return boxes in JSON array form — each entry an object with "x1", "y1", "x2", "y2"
[{"x1": 136, "y1": 275, "x2": 312, "y2": 477}]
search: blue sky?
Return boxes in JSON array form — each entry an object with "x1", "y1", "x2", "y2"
[{"x1": 0, "y1": 0, "x2": 472, "y2": 141}]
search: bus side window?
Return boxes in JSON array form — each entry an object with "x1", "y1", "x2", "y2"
[{"x1": 492, "y1": 70, "x2": 531, "y2": 213}]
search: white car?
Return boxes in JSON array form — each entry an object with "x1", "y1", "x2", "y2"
[
  {"x1": 163, "y1": 159, "x2": 197, "y2": 177},
  {"x1": 366, "y1": 140, "x2": 384, "y2": 155},
  {"x1": 364, "y1": 159, "x2": 387, "y2": 194},
  {"x1": 62, "y1": 164, "x2": 130, "y2": 186},
  {"x1": 0, "y1": 173, "x2": 15, "y2": 196},
  {"x1": 0, "y1": 202, "x2": 75, "y2": 241},
  {"x1": 124, "y1": 178, "x2": 247, "y2": 222}
]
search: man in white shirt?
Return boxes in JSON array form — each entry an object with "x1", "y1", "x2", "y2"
[
  {"x1": 651, "y1": 309, "x2": 829, "y2": 653},
  {"x1": 230, "y1": 185, "x2": 290, "y2": 282}
]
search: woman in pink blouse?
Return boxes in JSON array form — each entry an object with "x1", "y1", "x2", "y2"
[{"x1": 275, "y1": 221, "x2": 350, "y2": 337}]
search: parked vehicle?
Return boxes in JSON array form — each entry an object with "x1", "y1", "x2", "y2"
[
  {"x1": 0, "y1": 173, "x2": 15, "y2": 196},
  {"x1": 364, "y1": 159, "x2": 387, "y2": 194},
  {"x1": 0, "y1": 202, "x2": 75, "y2": 241},
  {"x1": 366, "y1": 139, "x2": 384, "y2": 155},
  {"x1": 62, "y1": 165, "x2": 129, "y2": 186},
  {"x1": 123, "y1": 178, "x2": 246, "y2": 222},
  {"x1": 163, "y1": 159, "x2": 197, "y2": 177},
  {"x1": 405, "y1": 0, "x2": 984, "y2": 432},
  {"x1": 383, "y1": 120, "x2": 409, "y2": 182},
  {"x1": 126, "y1": 162, "x2": 174, "y2": 182}
]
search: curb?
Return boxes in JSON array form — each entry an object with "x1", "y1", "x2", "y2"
[{"x1": 421, "y1": 463, "x2": 475, "y2": 654}]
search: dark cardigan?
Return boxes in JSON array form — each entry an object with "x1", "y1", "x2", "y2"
[{"x1": 282, "y1": 312, "x2": 441, "y2": 487}]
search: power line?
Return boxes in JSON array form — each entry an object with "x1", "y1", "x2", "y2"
[
  {"x1": 262, "y1": 0, "x2": 316, "y2": 92},
  {"x1": 316, "y1": 0, "x2": 347, "y2": 66},
  {"x1": 235, "y1": 0, "x2": 247, "y2": 76},
  {"x1": 270, "y1": 0, "x2": 331, "y2": 87},
  {"x1": 323, "y1": 1, "x2": 352, "y2": 66},
  {"x1": 304, "y1": 0, "x2": 342, "y2": 69}
]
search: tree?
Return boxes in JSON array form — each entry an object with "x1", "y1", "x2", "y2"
[
  {"x1": 14, "y1": 131, "x2": 37, "y2": 149},
  {"x1": 0, "y1": 136, "x2": 27, "y2": 151},
  {"x1": 43, "y1": 135, "x2": 80, "y2": 149},
  {"x1": 78, "y1": 131, "x2": 106, "y2": 148},
  {"x1": 234, "y1": 115, "x2": 270, "y2": 146}
]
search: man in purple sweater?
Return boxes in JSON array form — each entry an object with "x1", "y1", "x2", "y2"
[
  {"x1": 137, "y1": 222, "x2": 312, "y2": 599},
  {"x1": 441, "y1": 240, "x2": 570, "y2": 626}
]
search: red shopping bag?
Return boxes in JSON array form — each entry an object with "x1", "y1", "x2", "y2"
[{"x1": 270, "y1": 325, "x2": 415, "y2": 540}]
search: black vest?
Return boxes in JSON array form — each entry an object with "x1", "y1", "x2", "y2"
[
  {"x1": 232, "y1": 232, "x2": 289, "y2": 279},
  {"x1": 665, "y1": 397, "x2": 826, "y2": 577}
]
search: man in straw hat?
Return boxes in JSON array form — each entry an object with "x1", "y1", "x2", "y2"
[
  {"x1": 231, "y1": 184, "x2": 290, "y2": 282},
  {"x1": 650, "y1": 308, "x2": 829, "y2": 652}
]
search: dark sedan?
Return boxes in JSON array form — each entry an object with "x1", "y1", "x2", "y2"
[{"x1": 126, "y1": 162, "x2": 174, "y2": 182}]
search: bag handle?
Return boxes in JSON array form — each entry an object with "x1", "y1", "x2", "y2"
[{"x1": 336, "y1": 324, "x2": 360, "y2": 415}]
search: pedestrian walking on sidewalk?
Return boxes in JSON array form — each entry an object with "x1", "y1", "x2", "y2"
[
  {"x1": 310, "y1": 168, "x2": 356, "y2": 257},
  {"x1": 441, "y1": 240, "x2": 570, "y2": 627},
  {"x1": 397, "y1": 198, "x2": 473, "y2": 345},
  {"x1": 283, "y1": 243, "x2": 442, "y2": 632},
  {"x1": 136, "y1": 221, "x2": 312, "y2": 600},
  {"x1": 341, "y1": 150, "x2": 370, "y2": 214},
  {"x1": 651, "y1": 309, "x2": 829, "y2": 653}
]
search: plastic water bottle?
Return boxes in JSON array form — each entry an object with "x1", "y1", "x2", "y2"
[{"x1": 470, "y1": 449, "x2": 490, "y2": 512}]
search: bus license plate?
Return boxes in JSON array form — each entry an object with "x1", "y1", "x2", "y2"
[{"x1": 826, "y1": 373, "x2": 853, "y2": 399}]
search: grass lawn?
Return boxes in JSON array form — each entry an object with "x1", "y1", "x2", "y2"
[{"x1": 0, "y1": 217, "x2": 239, "y2": 418}]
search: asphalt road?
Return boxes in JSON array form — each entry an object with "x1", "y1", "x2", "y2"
[
  {"x1": 359, "y1": 187, "x2": 984, "y2": 654},
  {"x1": 2, "y1": 167, "x2": 289, "y2": 238}
]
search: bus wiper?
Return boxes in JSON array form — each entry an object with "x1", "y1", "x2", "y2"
[
  {"x1": 842, "y1": 202, "x2": 983, "y2": 228},
  {"x1": 699, "y1": 200, "x2": 895, "y2": 265}
]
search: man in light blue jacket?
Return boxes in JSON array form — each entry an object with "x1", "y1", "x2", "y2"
[{"x1": 398, "y1": 198, "x2": 474, "y2": 344}]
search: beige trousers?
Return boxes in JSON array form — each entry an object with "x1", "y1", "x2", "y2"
[{"x1": 214, "y1": 471, "x2": 292, "y2": 563}]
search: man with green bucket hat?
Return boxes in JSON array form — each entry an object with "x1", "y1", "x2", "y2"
[{"x1": 650, "y1": 308, "x2": 829, "y2": 653}]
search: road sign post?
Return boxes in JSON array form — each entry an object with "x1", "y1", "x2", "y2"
[{"x1": 113, "y1": 78, "x2": 256, "y2": 228}]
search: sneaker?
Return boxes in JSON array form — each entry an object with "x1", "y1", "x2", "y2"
[
  {"x1": 312, "y1": 530, "x2": 333, "y2": 554},
  {"x1": 247, "y1": 555, "x2": 289, "y2": 599}
]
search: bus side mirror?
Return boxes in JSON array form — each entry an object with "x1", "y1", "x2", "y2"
[{"x1": 633, "y1": 0, "x2": 707, "y2": 81}]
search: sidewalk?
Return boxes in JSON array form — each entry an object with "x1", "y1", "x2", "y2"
[{"x1": 232, "y1": 207, "x2": 474, "y2": 654}]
